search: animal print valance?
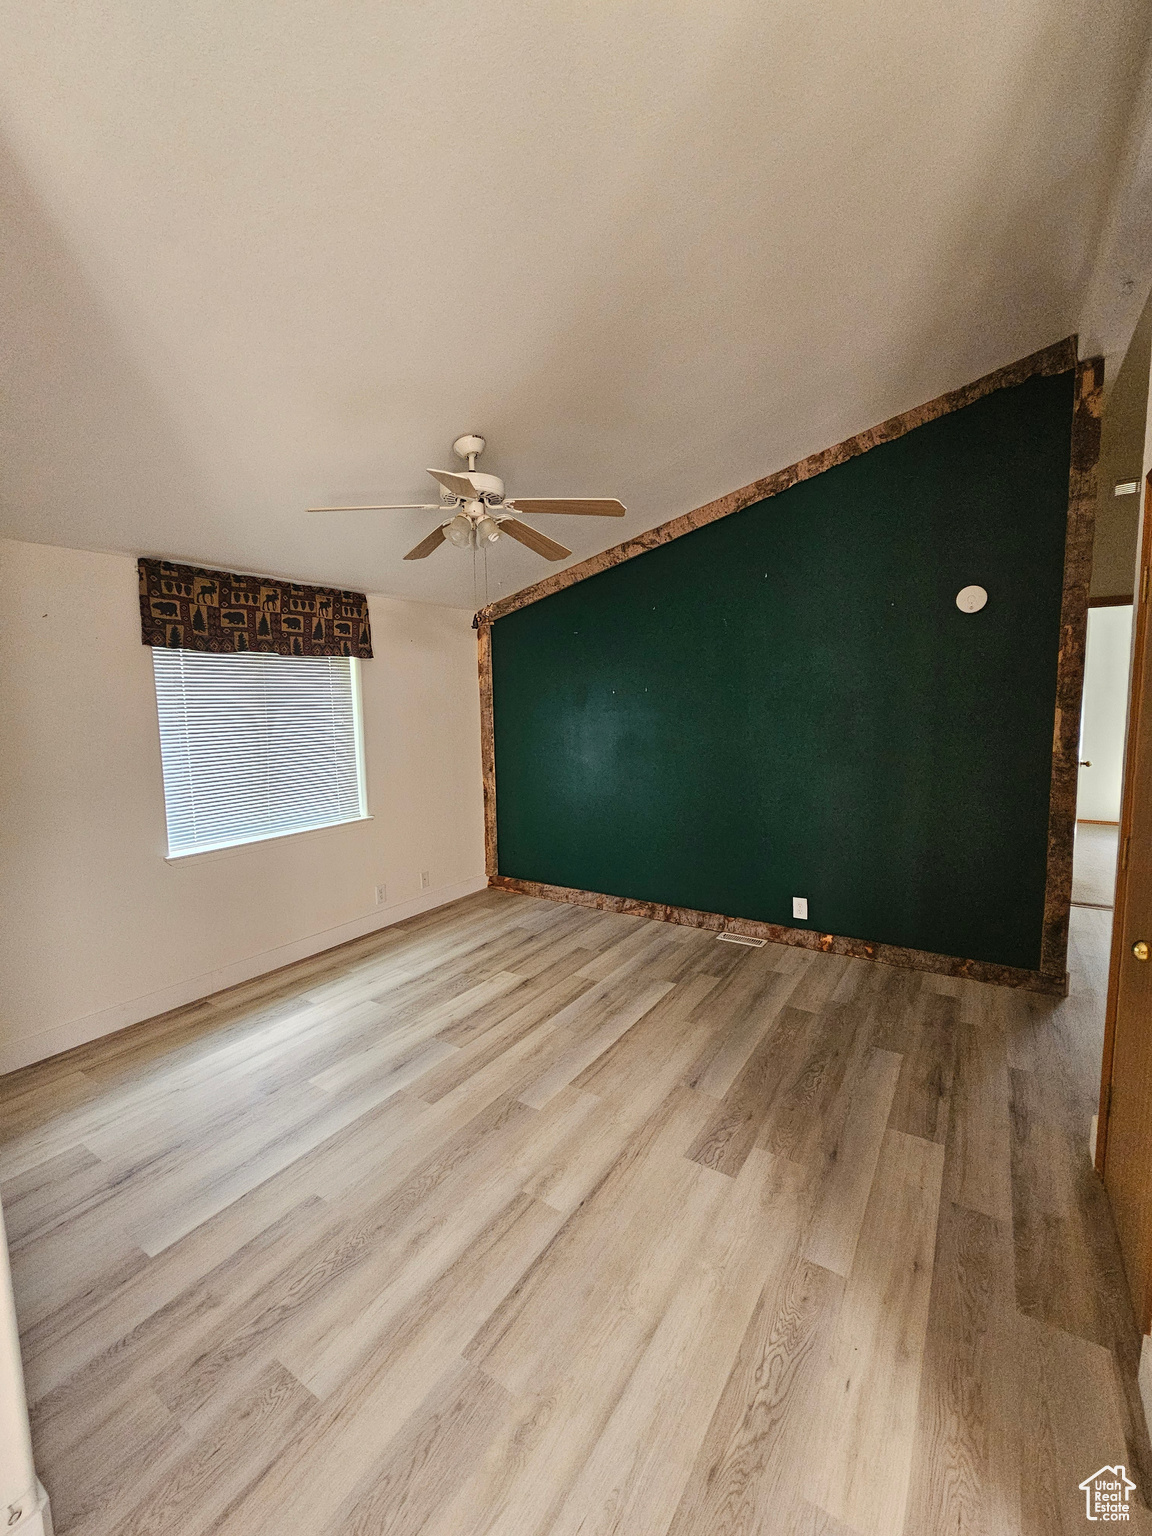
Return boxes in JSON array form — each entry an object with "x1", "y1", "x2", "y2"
[{"x1": 138, "y1": 559, "x2": 372, "y2": 658}]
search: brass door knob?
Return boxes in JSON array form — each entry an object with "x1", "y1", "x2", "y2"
[{"x1": 1134, "y1": 941, "x2": 1150, "y2": 962}]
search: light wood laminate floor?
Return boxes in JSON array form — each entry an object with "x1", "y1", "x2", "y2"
[{"x1": 1, "y1": 889, "x2": 1149, "y2": 1535}]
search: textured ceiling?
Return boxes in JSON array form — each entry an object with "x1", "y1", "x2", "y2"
[{"x1": 0, "y1": 1, "x2": 1149, "y2": 609}]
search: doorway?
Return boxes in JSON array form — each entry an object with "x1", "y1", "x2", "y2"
[{"x1": 1074, "y1": 602, "x2": 1134, "y2": 910}]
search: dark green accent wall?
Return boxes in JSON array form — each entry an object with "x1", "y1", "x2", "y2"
[{"x1": 491, "y1": 370, "x2": 1076, "y2": 971}]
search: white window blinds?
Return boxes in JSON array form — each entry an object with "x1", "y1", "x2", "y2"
[{"x1": 152, "y1": 649, "x2": 367, "y2": 857}]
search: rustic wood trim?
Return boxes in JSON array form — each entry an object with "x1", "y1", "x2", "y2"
[
  {"x1": 1097, "y1": 468, "x2": 1152, "y2": 1176},
  {"x1": 1039, "y1": 355, "x2": 1104, "y2": 982},
  {"x1": 477, "y1": 621, "x2": 497, "y2": 878},
  {"x1": 476, "y1": 335, "x2": 1078, "y2": 625},
  {"x1": 489, "y1": 875, "x2": 1066, "y2": 994},
  {"x1": 478, "y1": 336, "x2": 1090, "y2": 993},
  {"x1": 1090, "y1": 594, "x2": 1135, "y2": 608}
]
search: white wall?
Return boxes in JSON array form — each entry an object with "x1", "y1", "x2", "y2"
[
  {"x1": 1077, "y1": 603, "x2": 1134, "y2": 823},
  {"x1": 1090, "y1": 285, "x2": 1151, "y2": 601},
  {"x1": 0, "y1": 538, "x2": 486, "y2": 1073}
]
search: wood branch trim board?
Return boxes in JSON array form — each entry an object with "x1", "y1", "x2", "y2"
[
  {"x1": 476, "y1": 337, "x2": 1101, "y2": 995},
  {"x1": 477, "y1": 337, "x2": 1080, "y2": 625},
  {"x1": 1041, "y1": 355, "x2": 1103, "y2": 981},
  {"x1": 477, "y1": 621, "x2": 498, "y2": 880},
  {"x1": 488, "y1": 874, "x2": 1067, "y2": 993}
]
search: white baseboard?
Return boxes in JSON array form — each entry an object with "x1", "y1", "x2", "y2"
[
  {"x1": 2, "y1": 1483, "x2": 51, "y2": 1536},
  {"x1": 11, "y1": 1482, "x2": 52, "y2": 1536},
  {"x1": 0, "y1": 875, "x2": 487, "y2": 1076}
]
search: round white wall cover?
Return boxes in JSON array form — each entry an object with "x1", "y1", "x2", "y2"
[{"x1": 956, "y1": 584, "x2": 988, "y2": 613}]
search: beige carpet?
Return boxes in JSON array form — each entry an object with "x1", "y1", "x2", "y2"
[{"x1": 1072, "y1": 821, "x2": 1119, "y2": 907}]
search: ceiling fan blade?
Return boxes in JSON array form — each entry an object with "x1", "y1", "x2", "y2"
[
  {"x1": 498, "y1": 517, "x2": 571, "y2": 561},
  {"x1": 403, "y1": 525, "x2": 448, "y2": 560},
  {"x1": 504, "y1": 498, "x2": 626, "y2": 517},
  {"x1": 307, "y1": 503, "x2": 444, "y2": 512},
  {"x1": 426, "y1": 468, "x2": 480, "y2": 499}
]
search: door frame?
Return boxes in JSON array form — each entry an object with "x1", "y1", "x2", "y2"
[{"x1": 1096, "y1": 470, "x2": 1152, "y2": 1259}]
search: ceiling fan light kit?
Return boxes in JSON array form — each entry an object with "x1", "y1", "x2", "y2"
[
  {"x1": 308, "y1": 434, "x2": 626, "y2": 563},
  {"x1": 444, "y1": 512, "x2": 473, "y2": 547}
]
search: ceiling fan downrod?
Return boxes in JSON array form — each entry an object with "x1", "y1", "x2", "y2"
[{"x1": 452, "y1": 434, "x2": 487, "y2": 473}]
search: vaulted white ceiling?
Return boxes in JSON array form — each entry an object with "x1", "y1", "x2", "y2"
[{"x1": 1, "y1": 1, "x2": 1149, "y2": 608}]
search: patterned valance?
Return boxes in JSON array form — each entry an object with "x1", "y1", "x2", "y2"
[{"x1": 138, "y1": 559, "x2": 372, "y2": 658}]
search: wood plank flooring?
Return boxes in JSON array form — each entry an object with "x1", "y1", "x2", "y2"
[{"x1": 2, "y1": 890, "x2": 1150, "y2": 1534}]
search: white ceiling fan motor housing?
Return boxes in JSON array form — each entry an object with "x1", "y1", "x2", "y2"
[{"x1": 462, "y1": 471, "x2": 504, "y2": 502}]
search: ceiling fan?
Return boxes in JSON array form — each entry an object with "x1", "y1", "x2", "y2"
[{"x1": 308, "y1": 435, "x2": 626, "y2": 561}]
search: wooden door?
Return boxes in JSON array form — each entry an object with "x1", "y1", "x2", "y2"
[{"x1": 1098, "y1": 470, "x2": 1152, "y2": 1328}]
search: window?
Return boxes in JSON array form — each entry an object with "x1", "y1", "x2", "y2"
[{"x1": 152, "y1": 649, "x2": 367, "y2": 857}]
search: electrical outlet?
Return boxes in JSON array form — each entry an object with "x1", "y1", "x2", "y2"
[
  {"x1": 375, "y1": 884, "x2": 387, "y2": 906},
  {"x1": 792, "y1": 896, "x2": 808, "y2": 920},
  {"x1": 420, "y1": 870, "x2": 431, "y2": 891}
]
